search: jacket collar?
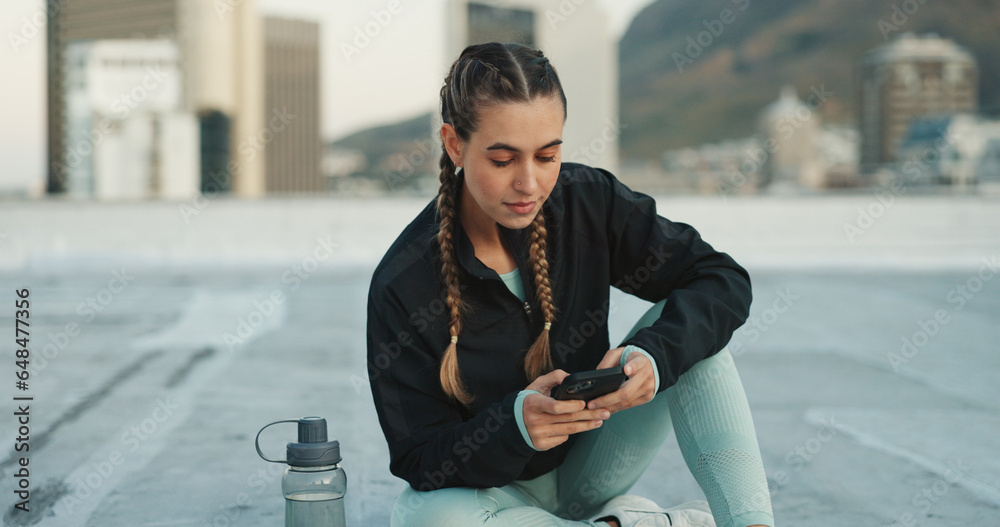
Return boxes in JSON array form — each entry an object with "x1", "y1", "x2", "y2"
[{"x1": 454, "y1": 220, "x2": 531, "y2": 282}]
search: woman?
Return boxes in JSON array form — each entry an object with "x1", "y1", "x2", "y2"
[{"x1": 366, "y1": 42, "x2": 774, "y2": 527}]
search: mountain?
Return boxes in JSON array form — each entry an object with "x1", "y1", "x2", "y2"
[
  {"x1": 330, "y1": 111, "x2": 434, "y2": 169},
  {"x1": 618, "y1": 0, "x2": 1000, "y2": 160}
]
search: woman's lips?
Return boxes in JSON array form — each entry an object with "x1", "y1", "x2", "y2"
[{"x1": 505, "y1": 201, "x2": 536, "y2": 214}]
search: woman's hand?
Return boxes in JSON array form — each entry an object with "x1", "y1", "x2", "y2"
[
  {"x1": 523, "y1": 369, "x2": 610, "y2": 451},
  {"x1": 586, "y1": 346, "x2": 656, "y2": 414}
]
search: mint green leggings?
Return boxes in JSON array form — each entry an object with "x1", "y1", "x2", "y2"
[{"x1": 391, "y1": 299, "x2": 775, "y2": 527}]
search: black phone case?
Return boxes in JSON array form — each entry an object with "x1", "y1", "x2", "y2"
[{"x1": 551, "y1": 366, "x2": 627, "y2": 401}]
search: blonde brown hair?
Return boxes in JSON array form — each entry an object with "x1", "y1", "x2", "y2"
[{"x1": 437, "y1": 42, "x2": 567, "y2": 406}]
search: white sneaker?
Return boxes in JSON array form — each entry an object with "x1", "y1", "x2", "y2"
[{"x1": 590, "y1": 495, "x2": 716, "y2": 527}]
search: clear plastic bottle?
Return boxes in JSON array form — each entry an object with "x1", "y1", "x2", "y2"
[
  {"x1": 257, "y1": 416, "x2": 347, "y2": 527},
  {"x1": 283, "y1": 463, "x2": 347, "y2": 527}
]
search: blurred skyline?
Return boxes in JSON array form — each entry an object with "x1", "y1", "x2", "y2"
[{"x1": 0, "y1": 0, "x2": 654, "y2": 194}]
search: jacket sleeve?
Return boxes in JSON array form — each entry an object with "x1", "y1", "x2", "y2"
[
  {"x1": 601, "y1": 168, "x2": 752, "y2": 391},
  {"x1": 366, "y1": 286, "x2": 537, "y2": 491}
]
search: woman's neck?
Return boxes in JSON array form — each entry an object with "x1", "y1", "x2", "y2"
[
  {"x1": 458, "y1": 178, "x2": 503, "y2": 249},
  {"x1": 459, "y1": 184, "x2": 517, "y2": 273}
]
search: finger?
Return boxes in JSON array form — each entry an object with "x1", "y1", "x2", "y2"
[
  {"x1": 548, "y1": 369, "x2": 571, "y2": 384},
  {"x1": 527, "y1": 369, "x2": 571, "y2": 397},
  {"x1": 574, "y1": 408, "x2": 612, "y2": 422},
  {"x1": 547, "y1": 407, "x2": 610, "y2": 424},
  {"x1": 587, "y1": 387, "x2": 630, "y2": 412},
  {"x1": 622, "y1": 349, "x2": 654, "y2": 377},
  {"x1": 534, "y1": 369, "x2": 570, "y2": 390},
  {"x1": 531, "y1": 396, "x2": 586, "y2": 416},
  {"x1": 587, "y1": 372, "x2": 645, "y2": 411},
  {"x1": 547, "y1": 418, "x2": 604, "y2": 437},
  {"x1": 595, "y1": 347, "x2": 624, "y2": 370}
]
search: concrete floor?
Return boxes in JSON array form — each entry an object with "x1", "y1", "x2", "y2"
[{"x1": 1, "y1": 264, "x2": 998, "y2": 526}]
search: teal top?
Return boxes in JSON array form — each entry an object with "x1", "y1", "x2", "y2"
[{"x1": 498, "y1": 267, "x2": 526, "y2": 303}]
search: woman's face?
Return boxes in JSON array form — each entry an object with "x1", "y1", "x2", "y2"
[{"x1": 443, "y1": 95, "x2": 565, "y2": 234}]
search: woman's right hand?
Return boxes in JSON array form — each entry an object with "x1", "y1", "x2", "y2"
[{"x1": 522, "y1": 369, "x2": 611, "y2": 451}]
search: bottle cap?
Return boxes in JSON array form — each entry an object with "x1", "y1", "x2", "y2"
[{"x1": 286, "y1": 417, "x2": 341, "y2": 467}]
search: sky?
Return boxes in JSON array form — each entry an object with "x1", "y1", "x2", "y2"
[{"x1": 0, "y1": 0, "x2": 654, "y2": 195}]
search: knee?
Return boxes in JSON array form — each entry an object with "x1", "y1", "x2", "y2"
[
  {"x1": 677, "y1": 346, "x2": 738, "y2": 387},
  {"x1": 391, "y1": 486, "x2": 503, "y2": 527}
]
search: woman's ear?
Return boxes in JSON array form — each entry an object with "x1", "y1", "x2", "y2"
[{"x1": 441, "y1": 123, "x2": 463, "y2": 167}]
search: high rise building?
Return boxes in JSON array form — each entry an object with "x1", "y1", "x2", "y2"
[
  {"x1": 444, "y1": 0, "x2": 619, "y2": 174},
  {"x1": 757, "y1": 86, "x2": 822, "y2": 189},
  {"x1": 858, "y1": 33, "x2": 978, "y2": 171},
  {"x1": 263, "y1": 16, "x2": 322, "y2": 193},
  {"x1": 63, "y1": 39, "x2": 198, "y2": 199},
  {"x1": 47, "y1": 0, "x2": 266, "y2": 197}
]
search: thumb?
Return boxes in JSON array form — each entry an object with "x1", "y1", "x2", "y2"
[
  {"x1": 527, "y1": 369, "x2": 570, "y2": 396},
  {"x1": 596, "y1": 347, "x2": 624, "y2": 370}
]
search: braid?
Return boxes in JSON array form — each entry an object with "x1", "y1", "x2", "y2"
[
  {"x1": 436, "y1": 150, "x2": 474, "y2": 406},
  {"x1": 434, "y1": 42, "x2": 568, "y2": 405},
  {"x1": 523, "y1": 210, "x2": 557, "y2": 380}
]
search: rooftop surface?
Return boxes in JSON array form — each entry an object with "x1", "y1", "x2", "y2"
[{"x1": 1, "y1": 194, "x2": 998, "y2": 526}]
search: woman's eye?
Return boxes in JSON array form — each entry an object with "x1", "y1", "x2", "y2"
[{"x1": 491, "y1": 159, "x2": 514, "y2": 168}]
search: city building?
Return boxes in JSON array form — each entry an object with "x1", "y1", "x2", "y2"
[
  {"x1": 443, "y1": 0, "x2": 619, "y2": 174},
  {"x1": 897, "y1": 114, "x2": 1000, "y2": 189},
  {"x1": 263, "y1": 16, "x2": 322, "y2": 193},
  {"x1": 662, "y1": 137, "x2": 762, "y2": 196},
  {"x1": 757, "y1": 85, "x2": 822, "y2": 190},
  {"x1": 858, "y1": 33, "x2": 978, "y2": 172},
  {"x1": 63, "y1": 39, "x2": 197, "y2": 199},
  {"x1": 47, "y1": 0, "x2": 266, "y2": 198}
]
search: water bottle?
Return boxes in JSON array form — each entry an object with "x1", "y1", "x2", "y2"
[{"x1": 256, "y1": 416, "x2": 347, "y2": 527}]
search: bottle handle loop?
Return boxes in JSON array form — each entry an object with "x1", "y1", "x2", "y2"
[{"x1": 255, "y1": 419, "x2": 299, "y2": 463}]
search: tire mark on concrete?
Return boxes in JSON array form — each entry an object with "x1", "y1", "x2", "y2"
[
  {"x1": 3, "y1": 480, "x2": 69, "y2": 526},
  {"x1": 0, "y1": 349, "x2": 164, "y2": 472},
  {"x1": 164, "y1": 347, "x2": 215, "y2": 389}
]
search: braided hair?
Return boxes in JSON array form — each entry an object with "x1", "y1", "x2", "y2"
[{"x1": 437, "y1": 42, "x2": 567, "y2": 406}]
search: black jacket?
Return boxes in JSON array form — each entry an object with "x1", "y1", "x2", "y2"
[{"x1": 366, "y1": 162, "x2": 752, "y2": 491}]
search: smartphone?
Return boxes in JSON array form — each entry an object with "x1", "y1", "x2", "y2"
[{"x1": 551, "y1": 366, "x2": 627, "y2": 402}]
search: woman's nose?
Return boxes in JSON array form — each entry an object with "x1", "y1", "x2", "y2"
[{"x1": 515, "y1": 164, "x2": 539, "y2": 193}]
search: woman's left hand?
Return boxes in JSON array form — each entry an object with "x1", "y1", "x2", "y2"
[{"x1": 586, "y1": 347, "x2": 656, "y2": 414}]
